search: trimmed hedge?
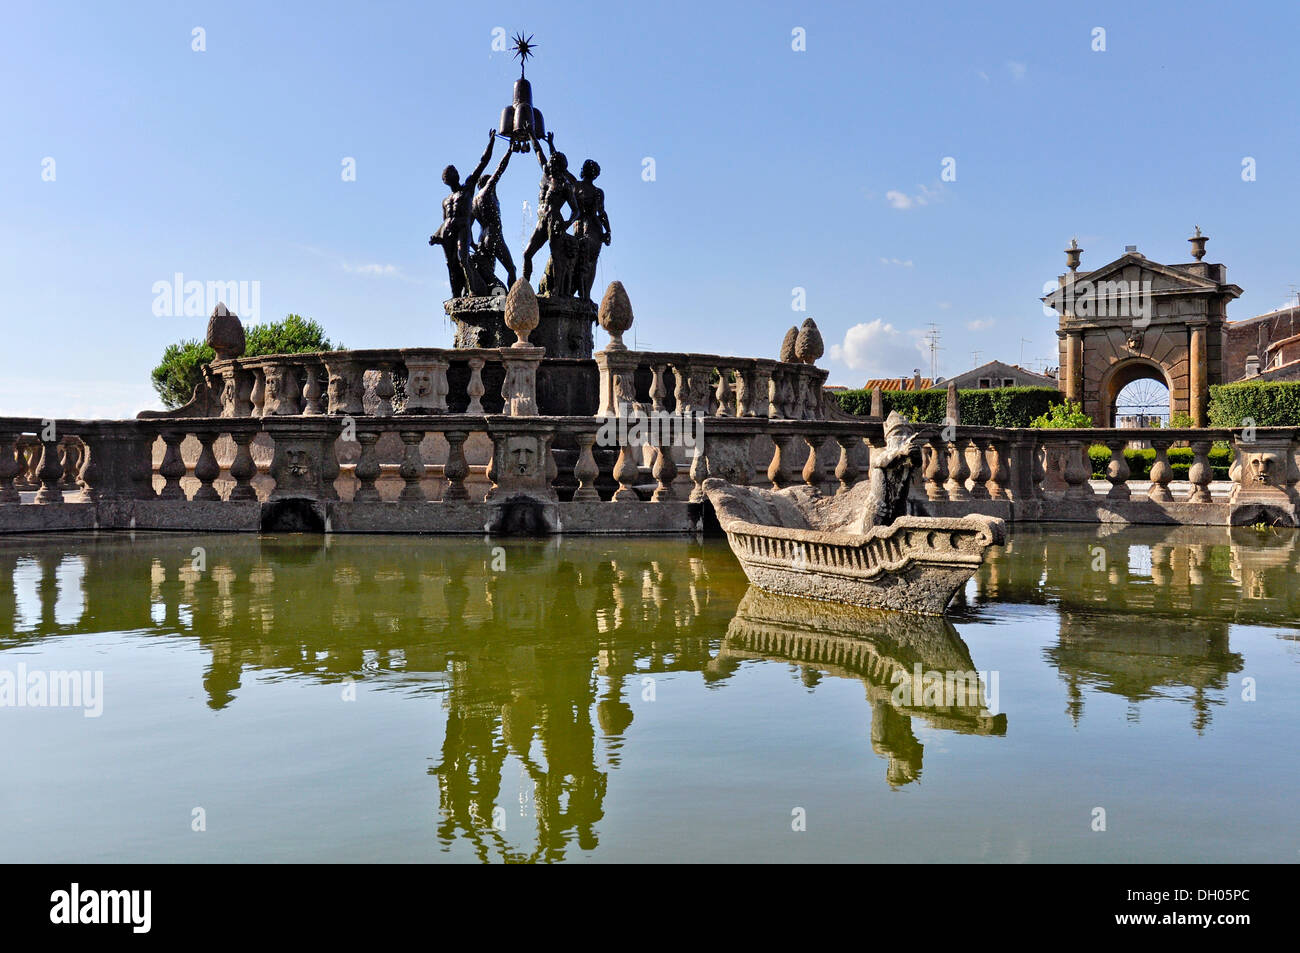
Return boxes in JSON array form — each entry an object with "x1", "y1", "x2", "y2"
[
  {"x1": 1207, "y1": 381, "x2": 1300, "y2": 428},
  {"x1": 834, "y1": 386, "x2": 1059, "y2": 428},
  {"x1": 1086, "y1": 444, "x2": 1231, "y2": 480}
]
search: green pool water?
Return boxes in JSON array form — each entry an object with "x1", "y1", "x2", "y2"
[{"x1": 1, "y1": 524, "x2": 1297, "y2": 863}]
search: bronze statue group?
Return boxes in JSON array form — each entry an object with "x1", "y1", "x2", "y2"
[{"x1": 431, "y1": 128, "x2": 610, "y2": 302}]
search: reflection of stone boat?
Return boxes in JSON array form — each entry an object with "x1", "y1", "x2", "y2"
[
  {"x1": 704, "y1": 478, "x2": 1005, "y2": 615},
  {"x1": 722, "y1": 587, "x2": 1005, "y2": 786}
]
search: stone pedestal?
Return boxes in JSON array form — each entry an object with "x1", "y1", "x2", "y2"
[{"x1": 446, "y1": 295, "x2": 597, "y2": 358}]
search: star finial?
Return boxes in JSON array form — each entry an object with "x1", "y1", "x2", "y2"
[{"x1": 511, "y1": 32, "x2": 537, "y2": 76}]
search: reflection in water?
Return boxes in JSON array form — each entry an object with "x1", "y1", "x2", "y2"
[
  {"x1": 973, "y1": 524, "x2": 1299, "y2": 731},
  {"x1": 724, "y1": 587, "x2": 1005, "y2": 787},
  {"x1": 1, "y1": 522, "x2": 1297, "y2": 860}
]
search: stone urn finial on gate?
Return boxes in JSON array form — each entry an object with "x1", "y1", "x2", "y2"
[
  {"x1": 504, "y1": 278, "x2": 540, "y2": 347},
  {"x1": 206, "y1": 302, "x2": 245, "y2": 361},
  {"x1": 1188, "y1": 225, "x2": 1208, "y2": 262},
  {"x1": 598, "y1": 280, "x2": 633, "y2": 350}
]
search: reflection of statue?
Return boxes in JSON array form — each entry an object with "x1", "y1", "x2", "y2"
[
  {"x1": 470, "y1": 147, "x2": 515, "y2": 290},
  {"x1": 573, "y1": 159, "x2": 610, "y2": 301},
  {"x1": 522, "y1": 132, "x2": 581, "y2": 295},
  {"x1": 430, "y1": 130, "x2": 497, "y2": 298}
]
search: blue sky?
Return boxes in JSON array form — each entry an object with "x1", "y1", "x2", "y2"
[{"x1": 4, "y1": 0, "x2": 1300, "y2": 416}]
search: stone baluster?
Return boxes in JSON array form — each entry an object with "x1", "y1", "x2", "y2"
[
  {"x1": 193, "y1": 433, "x2": 221, "y2": 501},
  {"x1": 59, "y1": 438, "x2": 82, "y2": 490},
  {"x1": 573, "y1": 432, "x2": 601, "y2": 502},
  {"x1": 374, "y1": 365, "x2": 396, "y2": 417},
  {"x1": 923, "y1": 434, "x2": 949, "y2": 501},
  {"x1": 801, "y1": 435, "x2": 824, "y2": 488},
  {"x1": 768, "y1": 434, "x2": 798, "y2": 489},
  {"x1": 442, "y1": 430, "x2": 470, "y2": 501},
  {"x1": 353, "y1": 431, "x2": 381, "y2": 502},
  {"x1": 985, "y1": 438, "x2": 1010, "y2": 501},
  {"x1": 1062, "y1": 439, "x2": 1094, "y2": 499},
  {"x1": 651, "y1": 437, "x2": 678, "y2": 502},
  {"x1": 736, "y1": 366, "x2": 757, "y2": 417},
  {"x1": 75, "y1": 440, "x2": 100, "y2": 502},
  {"x1": 650, "y1": 364, "x2": 669, "y2": 414},
  {"x1": 249, "y1": 367, "x2": 266, "y2": 418},
  {"x1": 714, "y1": 368, "x2": 733, "y2": 417},
  {"x1": 228, "y1": 431, "x2": 258, "y2": 500},
  {"x1": 158, "y1": 432, "x2": 188, "y2": 500},
  {"x1": 834, "y1": 435, "x2": 861, "y2": 493},
  {"x1": 966, "y1": 438, "x2": 991, "y2": 499},
  {"x1": 301, "y1": 364, "x2": 326, "y2": 416},
  {"x1": 466, "y1": 357, "x2": 486, "y2": 414},
  {"x1": 397, "y1": 431, "x2": 426, "y2": 501},
  {"x1": 612, "y1": 442, "x2": 640, "y2": 501},
  {"x1": 945, "y1": 439, "x2": 971, "y2": 501},
  {"x1": 325, "y1": 358, "x2": 366, "y2": 416},
  {"x1": 688, "y1": 444, "x2": 707, "y2": 503},
  {"x1": 1187, "y1": 439, "x2": 1213, "y2": 503},
  {"x1": 1104, "y1": 439, "x2": 1131, "y2": 500},
  {"x1": 0, "y1": 432, "x2": 20, "y2": 503},
  {"x1": 1147, "y1": 439, "x2": 1173, "y2": 502}
]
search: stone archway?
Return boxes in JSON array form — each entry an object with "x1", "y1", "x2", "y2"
[
  {"x1": 1042, "y1": 243, "x2": 1242, "y2": 426},
  {"x1": 1101, "y1": 358, "x2": 1171, "y2": 427}
]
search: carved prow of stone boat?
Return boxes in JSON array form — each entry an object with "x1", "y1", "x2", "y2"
[{"x1": 703, "y1": 478, "x2": 1005, "y2": 615}]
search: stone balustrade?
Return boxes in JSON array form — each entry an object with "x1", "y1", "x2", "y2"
[
  {"x1": 2, "y1": 413, "x2": 1298, "y2": 532},
  {"x1": 207, "y1": 346, "x2": 543, "y2": 419},
  {"x1": 593, "y1": 350, "x2": 830, "y2": 421}
]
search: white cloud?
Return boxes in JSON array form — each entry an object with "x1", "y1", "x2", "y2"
[
  {"x1": 879, "y1": 257, "x2": 914, "y2": 267},
  {"x1": 343, "y1": 262, "x2": 401, "y2": 277},
  {"x1": 967, "y1": 318, "x2": 996, "y2": 331},
  {"x1": 884, "y1": 183, "x2": 943, "y2": 211},
  {"x1": 977, "y1": 70, "x2": 990, "y2": 83},
  {"x1": 1006, "y1": 61, "x2": 1027, "y2": 81},
  {"x1": 828, "y1": 320, "x2": 930, "y2": 376},
  {"x1": 936, "y1": 301, "x2": 952, "y2": 310}
]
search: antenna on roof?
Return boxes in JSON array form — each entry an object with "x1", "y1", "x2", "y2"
[
  {"x1": 925, "y1": 322, "x2": 943, "y2": 380},
  {"x1": 1020, "y1": 337, "x2": 1032, "y2": 365}
]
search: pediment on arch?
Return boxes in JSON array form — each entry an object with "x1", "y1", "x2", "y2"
[{"x1": 1043, "y1": 253, "x2": 1241, "y2": 311}]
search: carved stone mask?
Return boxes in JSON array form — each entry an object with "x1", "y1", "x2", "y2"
[
  {"x1": 410, "y1": 371, "x2": 433, "y2": 398},
  {"x1": 506, "y1": 436, "x2": 539, "y2": 476}
]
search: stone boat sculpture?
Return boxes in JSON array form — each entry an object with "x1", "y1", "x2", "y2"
[{"x1": 703, "y1": 412, "x2": 1005, "y2": 615}]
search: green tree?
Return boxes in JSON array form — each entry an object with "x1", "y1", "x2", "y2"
[
  {"x1": 150, "y1": 314, "x2": 340, "y2": 409},
  {"x1": 1029, "y1": 399, "x2": 1094, "y2": 429}
]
